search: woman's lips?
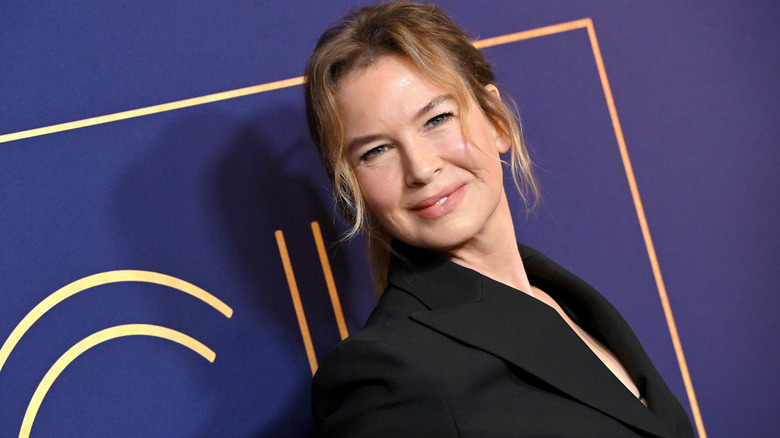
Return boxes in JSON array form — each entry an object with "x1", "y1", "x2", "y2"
[{"x1": 412, "y1": 183, "x2": 466, "y2": 219}]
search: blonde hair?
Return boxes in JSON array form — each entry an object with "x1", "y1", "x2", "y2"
[{"x1": 304, "y1": 1, "x2": 538, "y2": 291}]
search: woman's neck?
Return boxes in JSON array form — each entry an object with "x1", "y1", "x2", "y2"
[{"x1": 437, "y1": 192, "x2": 534, "y2": 296}]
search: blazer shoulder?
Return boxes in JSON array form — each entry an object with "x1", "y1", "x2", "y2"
[
  {"x1": 312, "y1": 338, "x2": 459, "y2": 437},
  {"x1": 313, "y1": 285, "x2": 459, "y2": 437}
]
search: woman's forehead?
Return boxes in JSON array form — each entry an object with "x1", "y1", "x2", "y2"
[
  {"x1": 336, "y1": 56, "x2": 454, "y2": 127},
  {"x1": 337, "y1": 55, "x2": 453, "y2": 108}
]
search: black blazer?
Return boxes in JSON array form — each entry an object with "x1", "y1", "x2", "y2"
[{"x1": 312, "y1": 242, "x2": 694, "y2": 437}]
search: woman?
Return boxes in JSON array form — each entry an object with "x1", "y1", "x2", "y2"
[{"x1": 304, "y1": 2, "x2": 695, "y2": 436}]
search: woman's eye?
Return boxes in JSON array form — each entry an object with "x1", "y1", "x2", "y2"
[
  {"x1": 426, "y1": 112, "x2": 454, "y2": 128},
  {"x1": 359, "y1": 145, "x2": 388, "y2": 161}
]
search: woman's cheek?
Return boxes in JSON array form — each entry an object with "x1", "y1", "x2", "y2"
[{"x1": 357, "y1": 166, "x2": 401, "y2": 212}]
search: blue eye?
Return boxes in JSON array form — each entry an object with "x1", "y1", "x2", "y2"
[
  {"x1": 360, "y1": 145, "x2": 388, "y2": 161},
  {"x1": 427, "y1": 112, "x2": 454, "y2": 128}
]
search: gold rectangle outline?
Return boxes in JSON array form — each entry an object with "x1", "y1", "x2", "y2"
[{"x1": 0, "y1": 18, "x2": 707, "y2": 437}]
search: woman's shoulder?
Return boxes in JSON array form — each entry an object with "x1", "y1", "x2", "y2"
[
  {"x1": 321, "y1": 283, "x2": 432, "y2": 361},
  {"x1": 312, "y1": 287, "x2": 459, "y2": 436}
]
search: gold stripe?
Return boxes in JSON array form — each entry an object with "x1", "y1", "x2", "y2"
[
  {"x1": 0, "y1": 270, "x2": 232, "y2": 374},
  {"x1": 311, "y1": 221, "x2": 349, "y2": 340},
  {"x1": 585, "y1": 20, "x2": 707, "y2": 437},
  {"x1": 275, "y1": 230, "x2": 318, "y2": 375},
  {"x1": 473, "y1": 18, "x2": 590, "y2": 48},
  {"x1": 19, "y1": 324, "x2": 215, "y2": 438},
  {"x1": 0, "y1": 76, "x2": 305, "y2": 144}
]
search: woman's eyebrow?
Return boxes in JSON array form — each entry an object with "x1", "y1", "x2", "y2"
[
  {"x1": 415, "y1": 94, "x2": 454, "y2": 120},
  {"x1": 346, "y1": 134, "x2": 384, "y2": 155}
]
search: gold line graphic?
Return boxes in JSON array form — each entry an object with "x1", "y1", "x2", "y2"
[
  {"x1": 0, "y1": 18, "x2": 587, "y2": 146},
  {"x1": 0, "y1": 270, "x2": 232, "y2": 374},
  {"x1": 275, "y1": 230, "x2": 318, "y2": 375},
  {"x1": 473, "y1": 18, "x2": 590, "y2": 48},
  {"x1": 584, "y1": 21, "x2": 705, "y2": 437},
  {"x1": 0, "y1": 77, "x2": 304, "y2": 144},
  {"x1": 311, "y1": 221, "x2": 349, "y2": 340},
  {"x1": 1, "y1": 17, "x2": 705, "y2": 436},
  {"x1": 19, "y1": 324, "x2": 215, "y2": 438}
]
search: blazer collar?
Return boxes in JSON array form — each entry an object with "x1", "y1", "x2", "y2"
[
  {"x1": 387, "y1": 240, "x2": 483, "y2": 309},
  {"x1": 387, "y1": 241, "x2": 675, "y2": 437}
]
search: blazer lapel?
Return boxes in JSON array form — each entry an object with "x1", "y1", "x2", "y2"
[
  {"x1": 521, "y1": 246, "x2": 684, "y2": 433},
  {"x1": 388, "y1": 242, "x2": 672, "y2": 437}
]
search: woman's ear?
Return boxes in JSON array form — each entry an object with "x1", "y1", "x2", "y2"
[
  {"x1": 484, "y1": 84, "x2": 511, "y2": 154},
  {"x1": 485, "y1": 83, "x2": 501, "y2": 100}
]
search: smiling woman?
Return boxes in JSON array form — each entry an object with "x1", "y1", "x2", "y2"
[
  {"x1": 338, "y1": 55, "x2": 512, "y2": 260},
  {"x1": 304, "y1": 1, "x2": 695, "y2": 437}
]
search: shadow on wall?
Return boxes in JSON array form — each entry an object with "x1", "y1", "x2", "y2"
[{"x1": 112, "y1": 102, "x2": 356, "y2": 437}]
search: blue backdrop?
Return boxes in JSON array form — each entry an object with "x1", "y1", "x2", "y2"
[{"x1": 2, "y1": 1, "x2": 777, "y2": 436}]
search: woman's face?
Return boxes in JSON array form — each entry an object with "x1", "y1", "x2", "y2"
[{"x1": 336, "y1": 55, "x2": 510, "y2": 252}]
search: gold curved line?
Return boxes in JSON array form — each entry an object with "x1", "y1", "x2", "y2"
[
  {"x1": 0, "y1": 76, "x2": 305, "y2": 144},
  {"x1": 585, "y1": 21, "x2": 706, "y2": 437},
  {"x1": 19, "y1": 324, "x2": 214, "y2": 438},
  {"x1": 0, "y1": 270, "x2": 232, "y2": 374}
]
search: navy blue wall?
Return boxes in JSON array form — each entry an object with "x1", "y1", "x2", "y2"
[{"x1": 2, "y1": 1, "x2": 777, "y2": 436}]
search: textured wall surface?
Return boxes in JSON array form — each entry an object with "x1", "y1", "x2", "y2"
[{"x1": 1, "y1": 1, "x2": 777, "y2": 436}]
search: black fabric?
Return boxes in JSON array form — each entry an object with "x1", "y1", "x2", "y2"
[{"x1": 312, "y1": 242, "x2": 695, "y2": 437}]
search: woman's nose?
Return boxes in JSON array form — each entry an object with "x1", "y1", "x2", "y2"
[{"x1": 403, "y1": 142, "x2": 442, "y2": 187}]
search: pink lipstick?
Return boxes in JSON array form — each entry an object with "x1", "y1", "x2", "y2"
[{"x1": 412, "y1": 183, "x2": 466, "y2": 219}]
